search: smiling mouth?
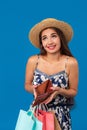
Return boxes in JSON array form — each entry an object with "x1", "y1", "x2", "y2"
[{"x1": 47, "y1": 45, "x2": 56, "y2": 50}]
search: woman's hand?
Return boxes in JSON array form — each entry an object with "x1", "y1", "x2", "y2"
[
  {"x1": 41, "y1": 87, "x2": 61, "y2": 104},
  {"x1": 50, "y1": 86, "x2": 60, "y2": 91}
]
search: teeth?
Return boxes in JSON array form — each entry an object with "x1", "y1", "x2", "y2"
[
  {"x1": 49, "y1": 47, "x2": 54, "y2": 48},
  {"x1": 48, "y1": 45, "x2": 55, "y2": 47},
  {"x1": 48, "y1": 45, "x2": 55, "y2": 49}
]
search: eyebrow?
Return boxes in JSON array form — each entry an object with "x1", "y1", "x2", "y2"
[
  {"x1": 51, "y1": 33, "x2": 57, "y2": 35},
  {"x1": 41, "y1": 32, "x2": 57, "y2": 38}
]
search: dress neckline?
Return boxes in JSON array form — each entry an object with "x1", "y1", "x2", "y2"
[{"x1": 35, "y1": 68, "x2": 68, "y2": 77}]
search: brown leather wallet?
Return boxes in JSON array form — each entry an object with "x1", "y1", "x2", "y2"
[{"x1": 32, "y1": 79, "x2": 53, "y2": 106}]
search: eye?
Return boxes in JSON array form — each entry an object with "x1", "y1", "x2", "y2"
[
  {"x1": 42, "y1": 37, "x2": 47, "y2": 41},
  {"x1": 52, "y1": 34, "x2": 57, "y2": 38}
]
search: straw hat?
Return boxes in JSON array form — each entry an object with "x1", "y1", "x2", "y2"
[{"x1": 29, "y1": 18, "x2": 73, "y2": 48}]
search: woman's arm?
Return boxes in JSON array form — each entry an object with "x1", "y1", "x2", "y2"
[
  {"x1": 52, "y1": 57, "x2": 79, "y2": 98},
  {"x1": 25, "y1": 55, "x2": 38, "y2": 93},
  {"x1": 59, "y1": 57, "x2": 79, "y2": 97}
]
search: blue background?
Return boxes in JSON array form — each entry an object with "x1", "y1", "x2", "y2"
[{"x1": 0, "y1": 0, "x2": 87, "y2": 130}]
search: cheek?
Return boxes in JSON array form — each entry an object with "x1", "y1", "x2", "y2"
[
  {"x1": 57, "y1": 39, "x2": 61, "y2": 47},
  {"x1": 56, "y1": 42, "x2": 61, "y2": 50},
  {"x1": 42, "y1": 42, "x2": 47, "y2": 48},
  {"x1": 58, "y1": 43, "x2": 61, "y2": 48}
]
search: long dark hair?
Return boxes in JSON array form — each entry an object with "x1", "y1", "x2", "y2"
[{"x1": 39, "y1": 27, "x2": 73, "y2": 57}]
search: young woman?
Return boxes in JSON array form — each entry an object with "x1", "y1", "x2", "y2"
[{"x1": 25, "y1": 18, "x2": 79, "y2": 130}]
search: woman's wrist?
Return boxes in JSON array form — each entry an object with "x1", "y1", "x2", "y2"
[
  {"x1": 33, "y1": 85, "x2": 37, "y2": 89},
  {"x1": 58, "y1": 87, "x2": 75, "y2": 97}
]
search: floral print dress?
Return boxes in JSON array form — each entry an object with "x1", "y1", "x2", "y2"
[{"x1": 32, "y1": 56, "x2": 73, "y2": 130}]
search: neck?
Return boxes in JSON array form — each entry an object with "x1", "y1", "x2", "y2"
[{"x1": 45, "y1": 53, "x2": 62, "y2": 62}]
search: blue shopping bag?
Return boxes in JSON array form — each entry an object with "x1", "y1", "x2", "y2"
[{"x1": 15, "y1": 106, "x2": 42, "y2": 130}]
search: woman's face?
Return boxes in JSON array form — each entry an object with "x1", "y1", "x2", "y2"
[{"x1": 41, "y1": 28, "x2": 61, "y2": 54}]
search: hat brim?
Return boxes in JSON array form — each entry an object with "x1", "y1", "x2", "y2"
[{"x1": 29, "y1": 18, "x2": 73, "y2": 48}]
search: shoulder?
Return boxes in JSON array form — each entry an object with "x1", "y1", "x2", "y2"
[
  {"x1": 66, "y1": 56, "x2": 79, "y2": 75},
  {"x1": 26, "y1": 55, "x2": 39, "y2": 70},
  {"x1": 25, "y1": 55, "x2": 39, "y2": 71},
  {"x1": 67, "y1": 56, "x2": 78, "y2": 67},
  {"x1": 27, "y1": 55, "x2": 39, "y2": 64}
]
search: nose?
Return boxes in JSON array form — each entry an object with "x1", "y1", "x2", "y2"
[{"x1": 47, "y1": 37, "x2": 53, "y2": 44}]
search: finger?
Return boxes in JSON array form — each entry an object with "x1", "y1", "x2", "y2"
[
  {"x1": 44, "y1": 95, "x2": 53, "y2": 104},
  {"x1": 33, "y1": 89, "x2": 37, "y2": 98},
  {"x1": 41, "y1": 98, "x2": 50, "y2": 104},
  {"x1": 33, "y1": 85, "x2": 37, "y2": 88},
  {"x1": 51, "y1": 87, "x2": 60, "y2": 91},
  {"x1": 50, "y1": 87, "x2": 54, "y2": 90},
  {"x1": 45, "y1": 93, "x2": 56, "y2": 104},
  {"x1": 45, "y1": 98, "x2": 52, "y2": 104},
  {"x1": 40, "y1": 96, "x2": 51, "y2": 104}
]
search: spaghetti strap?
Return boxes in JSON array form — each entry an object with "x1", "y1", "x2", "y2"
[
  {"x1": 65, "y1": 56, "x2": 69, "y2": 73},
  {"x1": 35, "y1": 54, "x2": 40, "y2": 70}
]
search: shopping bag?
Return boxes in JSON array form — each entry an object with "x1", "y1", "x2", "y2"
[
  {"x1": 35, "y1": 109, "x2": 55, "y2": 130},
  {"x1": 51, "y1": 111, "x2": 62, "y2": 130},
  {"x1": 35, "y1": 110, "x2": 62, "y2": 130},
  {"x1": 15, "y1": 106, "x2": 42, "y2": 130}
]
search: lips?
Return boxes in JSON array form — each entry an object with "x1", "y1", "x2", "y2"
[{"x1": 47, "y1": 45, "x2": 56, "y2": 50}]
